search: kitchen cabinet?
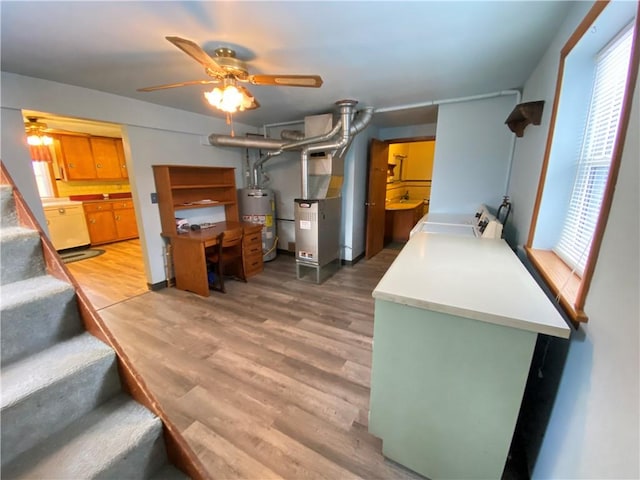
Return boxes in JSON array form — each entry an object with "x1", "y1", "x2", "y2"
[
  {"x1": 90, "y1": 137, "x2": 123, "y2": 179},
  {"x1": 56, "y1": 134, "x2": 128, "y2": 181},
  {"x1": 112, "y1": 200, "x2": 139, "y2": 240},
  {"x1": 83, "y1": 199, "x2": 138, "y2": 245},
  {"x1": 57, "y1": 135, "x2": 96, "y2": 180},
  {"x1": 115, "y1": 139, "x2": 128, "y2": 178}
]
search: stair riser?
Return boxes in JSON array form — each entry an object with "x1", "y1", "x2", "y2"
[
  {"x1": 1, "y1": 288, "x2": 84, "y2": 366},
  {"x1": 99, "y1": 422, "x2": 167, "y2": 479},
  {"x1": 1, "y1": 187, "x2": 18, "y2": 228},
  {"x1": 0, "y1": 354, "x2": 121, "y2": 465},
  {"x1": 0, "y1": 233, "x2": 45, "y2": 285}
]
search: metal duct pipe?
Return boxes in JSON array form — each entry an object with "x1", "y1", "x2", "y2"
[
  {"x1": 333, "y1": 106, "x2": 375, "y2": 160},
  {"x1": 301, "y1": 99, "x2": 358, "y2": 199},
  {"x1": 252, "y1": 150, "x2": 280, "y2": 188},
  {"x1": 280, "y1": 129, "x2": 305, "y2": 141},
  {"x1": 208, "y1": 133, "x2": 286, "y2": 150},
  {"x1": 349, "y1": 107, "x2": 375, "y2": 135},
  {"x1": 251, "y1": 119, "x2": 345, "y2": 188}
]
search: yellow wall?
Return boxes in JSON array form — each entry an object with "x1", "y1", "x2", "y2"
[{"x1": 386, "y1": 140, "x2": 434, "y2": 204}]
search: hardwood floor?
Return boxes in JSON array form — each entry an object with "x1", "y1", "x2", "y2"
[
  {"x1": 75, "y1": 245, "x2": 426, "y2": 479},
  {"x1": 65, "y1": 239, "x2": 148, "y2": 310}
]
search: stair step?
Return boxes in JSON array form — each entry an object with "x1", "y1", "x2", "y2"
[
  {"x1": 1, "y1": 275, "x2": 83, "y2": 366},
  {"x1": 1, "y1": 185, "x2": 17, "y2": 228},
  {"x1": 151, "y1": 464, "x2": 191, "y2": 480},
  {"x1": 0, "y1": 226, "x2": 44, "y2": 285},
  {"x1": 0, "y1": 333, "x2": 121, "y2": 465},
  {"x1": 2, "y1": 394, "x2": 167, "y2": 479}
]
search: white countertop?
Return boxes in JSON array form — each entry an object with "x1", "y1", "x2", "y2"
[{"x1": 373, "y1": 233, "x2": 571, "y2": 338}]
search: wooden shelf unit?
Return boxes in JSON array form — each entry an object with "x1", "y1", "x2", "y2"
[{"x1": 152, "y1": 165, "x2": 239, "y2": 234}]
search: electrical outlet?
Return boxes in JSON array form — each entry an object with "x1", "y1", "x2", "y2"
[{"x1": 150, "y1": 192, "x2": 158, "y2": 204}]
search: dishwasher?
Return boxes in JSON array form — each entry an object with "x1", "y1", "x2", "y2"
[{"x1": 43, "y1": 199, "x2": 90, "y2": 250}]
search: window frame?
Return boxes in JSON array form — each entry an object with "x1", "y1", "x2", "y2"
[{"x1": 526, "y1": 1, "x2": 640, "y2": 325}]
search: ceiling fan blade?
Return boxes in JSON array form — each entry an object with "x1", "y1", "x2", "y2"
[
  {"x1": 248, "y1": 74, "x2": 323, "y2": 88},
  {"x1": 137, "y1": 79, "x2": 221, "y2": 92},
  {"x1": 237, "y1": 85, "x2": 260, "y2": 110},
  {"x1": 165, "y1": 36, "x2": 226, "y2": 76}
]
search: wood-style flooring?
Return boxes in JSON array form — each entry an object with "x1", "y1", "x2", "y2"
[
  {"x1": 65, "y1": 239, "x2": 148, "y2": 310},
  {"x1": 68, "y1": 241, "x2": 425, "y2": 479}
]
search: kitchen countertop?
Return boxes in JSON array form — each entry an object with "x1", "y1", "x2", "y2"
[
  {"x1": 385, "y1": 200, "x2": 423, "y2": 211},
  {"x1": 372, "y1": 232, "x2": 571, "y2": 338}
]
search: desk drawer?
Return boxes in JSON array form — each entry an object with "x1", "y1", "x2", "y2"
[
  {"x1": 243, "y1": 229, "x2": 262, "y2": 246},
  {"x1": 244, "y1": 251, "x2": 263, "y2": 277}
]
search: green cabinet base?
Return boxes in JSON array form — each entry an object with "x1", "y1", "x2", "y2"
[{"x1": 369, "y1": 299, "x2": 537, "y2": 479}]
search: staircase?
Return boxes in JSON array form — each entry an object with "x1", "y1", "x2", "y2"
[{"x1": 0, "y1": 183, "x2": 189, "y2": 479}]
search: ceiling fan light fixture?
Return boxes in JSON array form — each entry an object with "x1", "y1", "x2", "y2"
[
  {"x1": 27, "y1": 134, "x2": 53, "y2": 146},
  {"x1": 25, "y1": 119, "x2": 53, "y2": 146},
  {"x1": 204, "y1": 78, "x2": 254, "y2": 113}
]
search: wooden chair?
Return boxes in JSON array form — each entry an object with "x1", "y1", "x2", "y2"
[{"x1": 206, "y1": 228, "x2": 246, "y2": 293}]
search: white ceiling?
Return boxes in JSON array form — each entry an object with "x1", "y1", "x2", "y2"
[{"x1": 1, "y1": 1, "x2": 573, "y2": 129}]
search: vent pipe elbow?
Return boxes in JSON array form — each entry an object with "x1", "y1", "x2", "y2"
[{"x1": 350, "y1": 107, "x2": 374, "y2": 134}]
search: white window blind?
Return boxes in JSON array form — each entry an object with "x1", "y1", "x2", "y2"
[{"x1": 555, "y1": 25, "x2": 633, "y2": 276}]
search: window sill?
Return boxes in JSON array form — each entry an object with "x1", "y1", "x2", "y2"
[{"x1": 525, "y1": 247, "x2": 588, "y2": 324}]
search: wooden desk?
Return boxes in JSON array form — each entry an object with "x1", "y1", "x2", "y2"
[{"x1": 165, "y1": 221, "x2": 262, "y2": 297}]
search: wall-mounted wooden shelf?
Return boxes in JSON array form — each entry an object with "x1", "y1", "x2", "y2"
[{"x1": 505, "y1": 100, "x2": 545, "y2": 137}]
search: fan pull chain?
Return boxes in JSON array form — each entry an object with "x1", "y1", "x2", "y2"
[{"x1": 226, "y1": 112, "x2": 235, "y2": 137}]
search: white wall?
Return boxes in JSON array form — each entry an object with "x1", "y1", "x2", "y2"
[
  {"x1": 341, "y1": 124, "x2": 376, "y2": 261},
  {"x1": 378, "y1": 123, "x2": 437, "y2": 141},
  {"x1": 506, "y1": 2, "x2": 640, "y2": 477},
  {"x1": 429, "y1": 94, "x2": 517, "y2": 214},
  {"x1": 1, "y1": 72, "x2": 254, "y2": 285}
]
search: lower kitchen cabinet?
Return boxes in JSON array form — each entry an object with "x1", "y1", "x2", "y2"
[
  {"x1": 83, "y1": 200, "x2": 138, "y2": 246},
  {"x1": 113, "y1": 200, "x2": 139, "y2": 240},
  {"x1": 242, "y1": 224, "x2": 264, "y2": 278}
]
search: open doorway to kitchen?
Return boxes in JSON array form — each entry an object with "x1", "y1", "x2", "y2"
[
  {"x1": 365, "y1": 136, "x2": 435, "y2": 259},
  {"x1": 23, "y1": 110, "x2": 147, "y2": 309}
]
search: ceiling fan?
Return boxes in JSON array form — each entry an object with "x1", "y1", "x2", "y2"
[
  {"x1": 137, "y1": 36, "x2": 323, "y2": 113},
  {"x1": 24, "y1": 116, "x2": 90, "y2": 145}
]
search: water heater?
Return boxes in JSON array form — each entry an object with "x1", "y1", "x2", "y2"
[{"x1": 239, "y1": 188, "x2": 277, "y2": 262}]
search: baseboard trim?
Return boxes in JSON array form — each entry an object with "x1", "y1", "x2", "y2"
[
  {"x1": 342, "y1": 251, "x2": 365, "y2": 267},
  {"x1": 147, "y1": 280, "x2": 169, "y2": 291}
]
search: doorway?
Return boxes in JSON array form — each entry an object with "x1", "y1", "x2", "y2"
[
  {"x1": 365, "y1": 136, "x2": 435, "y2": 259},
  {"x1": 22, "y1": 110, "x2": 147, "y2": 308}
]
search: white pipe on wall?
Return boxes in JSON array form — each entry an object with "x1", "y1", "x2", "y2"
[{"x1": 374, "y1": 89, "x2": 522, "y2": 198}]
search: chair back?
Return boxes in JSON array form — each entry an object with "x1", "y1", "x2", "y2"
[{"x1": 221, "y1": 227, "x2": 243, "y2": 248}]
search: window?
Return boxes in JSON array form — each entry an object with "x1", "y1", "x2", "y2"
[
  {"x1": 555, "y1": 26, "x2": 634, "y2": 276},
  {"x1": 32, "y1": 161, "x2": 54, "y2": 198},
  {"x1": 526, "y1": 2, "x2": 638, "y2": 324}
]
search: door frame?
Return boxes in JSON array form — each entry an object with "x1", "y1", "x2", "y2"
[{"x1": 364, "y1": 135, "x2": 435, "y2": 259}]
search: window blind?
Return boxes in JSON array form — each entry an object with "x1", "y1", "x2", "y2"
[{"x1": 555, "y1": 25, "x2": 633, "y2": 276}]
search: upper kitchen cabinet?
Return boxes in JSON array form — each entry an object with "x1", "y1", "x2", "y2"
[
  {"x1": 55, "y1": 134, "x2": 128, "y2": 181},
  {"x1": 56, "y1": 135, "x2": 96, "y2": 180},
  {"x1": 90, "y1": 137, "x2": 123, "y2": 179}
]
